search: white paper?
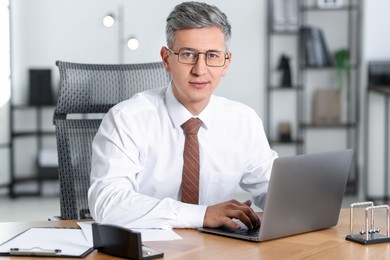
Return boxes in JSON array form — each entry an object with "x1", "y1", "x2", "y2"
[
  {"x1": 77, "y1": 221, "x2": 94, "y2": 243},
  {"x1": 77, "y1": 221, "x2": 182, "y2": 242},
  {"x1": 0, "y1": 228, "x2": 93, "y2": 256},
  {"x1": 131, "y1": 228, "x2": 182, "y2": 241}
]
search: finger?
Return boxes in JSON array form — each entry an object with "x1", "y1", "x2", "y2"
[
  {"x1": 230, "y1": 209, "x2": 254, "y2": 229},
  {"x1": 246, "y1": 206, "x2": 260, "y2": 228},
  {"x1": 237, "y1": 203, "x2": 260, "y2": 228},
  {"x1": 242, "y1": 199, "x2": 252, "y2": 206},
  {"x1": 221, "y1": 216, "x2": 241, "y2": 230}
]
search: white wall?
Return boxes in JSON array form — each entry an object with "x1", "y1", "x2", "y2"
[
  {"x1": 0, "y1": 0, "x2": 11, "y2": 189},
  {"x1": 11, "y1": 0, "x2": 266, "y2": 115},
  {"x1": 7, "y1": 0, "x2": 266, "y2": 185},
  {"x1": 5, "y1": 0, "x2": 390, "y2": 199}
]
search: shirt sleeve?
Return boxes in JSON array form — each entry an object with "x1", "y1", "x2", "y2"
[
  {"x1": 88, "y1": 108, "x2": 207, "y2": 229},
  {"x1": 239, "y1": 113, "x2": 278, "y2": 211}
]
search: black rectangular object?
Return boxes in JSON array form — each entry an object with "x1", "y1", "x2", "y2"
[
  {"x1": 368, "y1": 61, "x2": 390, "y2": 87},
  {"x1": 29, "y1": 69, "x2": 54, "y2": 105},
  {"x1": 92, "y1": 223, "x2": 163, "y2": 260},
  {"x1": 300, "y1": 26, "x2": 333, "y2": 68}
]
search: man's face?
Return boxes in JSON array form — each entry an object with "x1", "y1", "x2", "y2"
[{"x1": 161, "y1": 27, "x2": 231, "y2": 115}]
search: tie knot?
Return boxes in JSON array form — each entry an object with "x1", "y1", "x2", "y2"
[{"x1": 181, "y1": 118, "x2": 203, "y2": 134}]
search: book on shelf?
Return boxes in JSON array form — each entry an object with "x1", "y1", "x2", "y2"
[
  {"x1": 317, "y1": 0, "x2": 343, "y2": 9},
  {"x1": 272, "y1": 0, "x2": 299, "y2": 31},
  {"x1": 300, "y1": 26, "x2": 333, "y2": 67}
]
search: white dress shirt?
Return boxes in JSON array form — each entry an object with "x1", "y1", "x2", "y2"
[{"x1": 88, "y1": 85, "x2": 277, "y2": 229}]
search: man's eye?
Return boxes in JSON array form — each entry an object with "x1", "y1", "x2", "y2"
[
  {"x1": 207, "y1": 52, "x2": 220, "y2": 59},
  {"x1": 180, "y1": 52, "x2": 196, "y2": 58}
]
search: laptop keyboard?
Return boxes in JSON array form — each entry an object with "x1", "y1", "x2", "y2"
[
  {"x1": 236, "y1": 227, "x2": 260, "y2": 236},
  {"x1": 231, "y1": 219, "x2": 260, "y2": 236},
  {"x1": 218, "y1": 225, "x2": 260, "y2": 237}
]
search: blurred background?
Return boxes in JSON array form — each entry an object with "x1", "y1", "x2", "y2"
[{"x1": 1, "y1": 0, "x2": 389, "y2": 221}]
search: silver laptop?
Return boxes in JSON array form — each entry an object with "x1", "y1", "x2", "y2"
[{"x1": 198, "y1": 149, "x2": 353, "y2": 242}]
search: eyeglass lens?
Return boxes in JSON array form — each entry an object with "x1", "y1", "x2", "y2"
[{"x1": 177, "y1": 48, "x2": 227, "y2": 67}]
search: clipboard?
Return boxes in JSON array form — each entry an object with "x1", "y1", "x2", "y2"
[{"x1": 0, "y1": 227, "x2": 94, "y2": 257}]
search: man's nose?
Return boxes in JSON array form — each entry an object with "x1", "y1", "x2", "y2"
[{"x1": 191, "y1": 53, "x2": 207, "y2": 75}]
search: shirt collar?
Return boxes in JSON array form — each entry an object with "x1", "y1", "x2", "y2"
[{"x1": 165, "y1": 83, "x2": 215, "y2": 130}]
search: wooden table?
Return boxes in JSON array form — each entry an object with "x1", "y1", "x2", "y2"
[{"x1": 1, "y1": 208, "x2": 390, "y2": 259}]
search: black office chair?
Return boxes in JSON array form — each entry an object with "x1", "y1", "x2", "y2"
[{"x1": 53, "y1": 61, "x2": 171, "y2": 220}]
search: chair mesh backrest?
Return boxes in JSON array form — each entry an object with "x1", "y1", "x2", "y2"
[{"x1": 53, "y1": 61, "x2": 171, "y2": 220}]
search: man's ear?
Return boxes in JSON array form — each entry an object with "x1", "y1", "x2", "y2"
[
  {"x1": 221, "y1": 52, "x2": 232, "y2": 77},
  {"x1": 160, "y1": 47, "x2": 171, "y2": 72}
]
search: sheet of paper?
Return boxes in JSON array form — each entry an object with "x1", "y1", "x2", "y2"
[
  {"x1": 77, "y1": 222, "x2": 182, "y2": 242},
  {"x1": 0, "y1": 228, "x2": 93, "y2": 257},
  {"x1": 131, "y1": 228, "x2": 182, "y2": 241},
  {"x1": 77, "y1": 221, "x2": 94, "y2": 243}
]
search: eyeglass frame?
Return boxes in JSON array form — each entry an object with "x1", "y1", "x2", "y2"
[{"x1": 167, "y1": 47, "x2": 230, "y2": 67}]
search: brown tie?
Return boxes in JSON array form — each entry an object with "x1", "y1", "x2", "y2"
[{"x1": 181, "y1": 117, "x2": 203, "y2": 204}]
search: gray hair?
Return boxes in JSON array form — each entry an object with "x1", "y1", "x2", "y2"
[{"x1": 166, "y1": 1, "x2": 232, "y2": 50}]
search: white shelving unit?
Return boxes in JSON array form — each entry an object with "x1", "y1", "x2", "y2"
[{"x1": 265, "y1": 0, "x2": 361, "y2": 194}]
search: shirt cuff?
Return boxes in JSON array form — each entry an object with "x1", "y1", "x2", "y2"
[{"x1": 175, "y1": 203, "x2": 208, "y2": 228}]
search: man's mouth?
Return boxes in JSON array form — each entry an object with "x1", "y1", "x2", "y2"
[{"x1": 190, "y1": 81, "x2": 209, "y2": 89}]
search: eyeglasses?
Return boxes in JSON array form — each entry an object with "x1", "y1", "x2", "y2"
[{"x1": 167, "y1": 47, "x2": 229, "y2": 67}]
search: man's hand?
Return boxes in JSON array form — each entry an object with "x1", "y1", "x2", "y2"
[{"x1": 203, "y1": 199, "x2": 260, "y2": 230}]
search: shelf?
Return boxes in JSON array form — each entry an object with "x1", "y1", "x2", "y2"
[
  {"x1": 368, "y1": 86, "x2": 390, "y2": 95},
  {"x1": 268, "y1": 85, "x2": 303, "y2": 91},
  {"x1": 265, "y1": 0, "x2": 360, "y2": 192},
  {"x1": 301, "y1": 65, "x2": 334, "y2": 70},
  {"x1": 300, "y1": 122, "x2": 357, "y2": 128},
  {"x1": 10, "y1": 176, "x2": 40, "y2": 183},
  {"x1": 301, "y1": 64, "x2": 359, "y2": 70},
  {"x1": 269, "y1": 140, "x2": 303, "y2": 145},
  {"x1": 12, "y1": 131, "x2": 55, "y2": 137},
  {"x1": 10, "y1": 103, "x2": 58, "y2": 197},
  {"x1": 10, "y1": 191, "x2": 41, "y2": 197},
  {"x1": 270, "y1": 30, "x2": 299, "y2": 35},
  {"x1": 301, "y1": 5, "x2": 359, "y2": 12}
]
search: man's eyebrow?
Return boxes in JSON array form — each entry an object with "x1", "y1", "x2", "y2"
[
  {"x1": 180, "y1": 47, "x2": 197, "y2": 51},
  {"x1": 180, "y1": 47, "x2": 224, "y2": 53},
  {"x1": 207, "y1": 49, "x2": 224, "y2": 52}
]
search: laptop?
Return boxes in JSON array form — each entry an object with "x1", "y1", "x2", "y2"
[{"x1": 198, "y1": 149, "x2": 353, "y2": 242}]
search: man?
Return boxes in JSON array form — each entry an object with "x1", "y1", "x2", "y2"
[{"x1": 88, "y1": 1, "x2": 277, "y2": 231}]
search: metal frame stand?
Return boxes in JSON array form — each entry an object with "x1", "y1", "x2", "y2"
[{"x1": 346, "y1": 202, "x2": 390, "y2": 245}]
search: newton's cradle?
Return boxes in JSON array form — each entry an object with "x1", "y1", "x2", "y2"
[{"x1": 346, "y1": 201, "x2": 390, "y2": 245}]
